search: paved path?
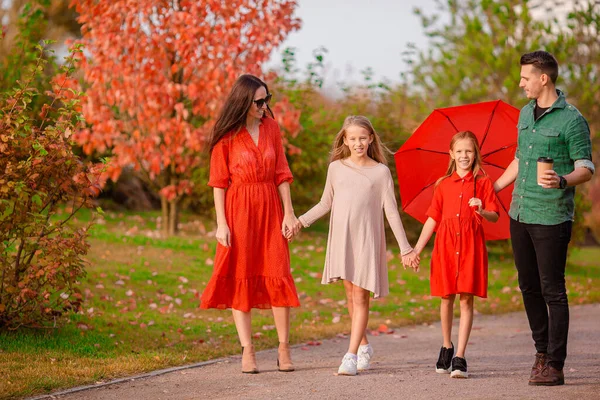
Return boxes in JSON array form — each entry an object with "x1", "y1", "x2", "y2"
[{"x1": 45, "y1": 304, "x2": 599, "y2": 400}]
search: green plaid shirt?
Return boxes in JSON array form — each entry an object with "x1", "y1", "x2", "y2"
[{"x1": 509, "y1": 90, "x2": 595, "y2": 225}]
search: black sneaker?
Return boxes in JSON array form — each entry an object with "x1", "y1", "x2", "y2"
[
  {"x1": 451, "y1": 356, "x2": 468, "y2": 378},
  {"x1": 435, "y1": 343, "x2": 454, "y2": 373}
]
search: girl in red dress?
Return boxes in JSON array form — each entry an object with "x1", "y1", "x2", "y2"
[
  {"x1": 414, "y1": 131, "x2": 499, "y2": 379},
  {"x1": 201, "y1": 74, "x2": 301, "y2": 374}
]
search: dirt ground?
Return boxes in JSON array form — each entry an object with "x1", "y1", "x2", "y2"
[{"x1": 35, "y1": 303, "x2": 600, "y2": 400}]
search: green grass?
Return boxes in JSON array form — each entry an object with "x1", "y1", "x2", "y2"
[{"x1": 1, "y1": 211, "x2": 599, "y2": 399}]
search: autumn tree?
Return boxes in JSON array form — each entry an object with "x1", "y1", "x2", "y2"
[{"x1": 71, "y1": 0, "x2": 302, "y2": 235}]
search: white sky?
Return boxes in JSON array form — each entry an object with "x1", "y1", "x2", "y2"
[
  {"x1": 266, "y1": 0, "x2": 439, "y2": 88},
  {"x1": 266, "y1": 0, "x2": 580, "y2": 92}
]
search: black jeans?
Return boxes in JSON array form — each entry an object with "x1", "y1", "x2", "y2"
[{"x1": 510, "y1": 217, "x2": 572, "y2": 370}]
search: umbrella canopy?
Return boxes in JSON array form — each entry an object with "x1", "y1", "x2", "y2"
[{"x1": 394, "y1": 100, "x2": 519, "y2": 240}]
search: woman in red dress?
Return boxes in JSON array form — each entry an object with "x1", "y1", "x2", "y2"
[{"x1": 201, "y1": 75, "x2": 300, "y2": 373}]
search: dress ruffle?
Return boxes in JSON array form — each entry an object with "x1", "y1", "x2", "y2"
[{"x1": 200, "y1": 275, "x2": 300, "y2": 311}]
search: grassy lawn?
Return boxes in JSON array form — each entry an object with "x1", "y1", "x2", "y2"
[{"x1": 1, "y1": 211, "x2": 599, "y2": 399}]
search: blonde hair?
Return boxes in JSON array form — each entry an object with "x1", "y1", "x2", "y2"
[
  {"x1": 330, "y1": 115, "x2": 391, "y2": 164},
  {"x1": 435, "y1": 131, "x2": 485, "y2": 187}
]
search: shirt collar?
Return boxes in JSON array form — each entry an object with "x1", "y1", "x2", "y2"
[
  {"x1": 527, "y1": 89, "x2": 567, "y2": 111},
  {"x1": 451, "y1": 170, "x2": 475, "y2": 181}
]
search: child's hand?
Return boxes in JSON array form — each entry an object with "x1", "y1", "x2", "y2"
[
  {"x1": 286, "y1": 220, "x2": 302, "y2": 241},
  {"x1": 468, "y1": 197, "x2": 483, "y2": 214},
  {"x1": 402, "y1": 251, "x2": 420, "y2": 272}
]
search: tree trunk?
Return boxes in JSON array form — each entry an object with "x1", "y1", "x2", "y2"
[
  {"x1": 160, "y1": 195, "x2": 180, "y2": 236},
  {"x1": 168, "y1": 199, "x2": 179, "y2": 236},
  {"x1": 161, "y1": 196, "x2": 169, "y2": 236}
]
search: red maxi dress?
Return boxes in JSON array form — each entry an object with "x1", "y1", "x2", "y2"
[
  {"x1": 426, "y1": 171, "x2": 499, "y2": 298},
  {"x1": 200, "y1": 117, "x2": 300, "y2": 311}
]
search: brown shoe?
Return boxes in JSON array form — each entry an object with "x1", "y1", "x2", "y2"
[
  {"x1": 528, "y1": 364, "x2": 564, "y2": 386},
  {"x1": 277, "y1": 342, "x2": 295, "y2": 372},
  {"x1": 529, "y1": 352, "x2": 547, "y2": 382},
  {"x1": 241, "y1": 345, "x2": 259, "y2": 374}
]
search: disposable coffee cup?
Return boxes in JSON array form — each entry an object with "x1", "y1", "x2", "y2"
[{"x1": 537, "y1": 157, "x2": 554, "y2": 186}]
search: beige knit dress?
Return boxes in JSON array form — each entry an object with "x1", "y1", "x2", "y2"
[{"x1": 299, "y1": 159, "x2": 413, "y2": 298}]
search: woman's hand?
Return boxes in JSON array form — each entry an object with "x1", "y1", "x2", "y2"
[
  {"x1": 282, "y1": 214, "x2": 300, "y2": 240},
  {"x1": 215, "y1": 224, "x2": 231, "y2": 247},
  {"x1": 468, "y1": 197, "x2": 483, "y2": 214}
]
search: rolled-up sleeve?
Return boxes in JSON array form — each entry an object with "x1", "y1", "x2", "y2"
[{"x1": 566, "y1": 115, "x2": 594, "y2": 174}]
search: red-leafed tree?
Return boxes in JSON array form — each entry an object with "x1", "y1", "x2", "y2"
[{"x1": 70, "y1": 0, "x2": 302, "y2": 235}]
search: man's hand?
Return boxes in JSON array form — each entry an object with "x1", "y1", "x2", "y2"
[{"x1": 539, "y1": 169, "x2": 561, "y2": 189}]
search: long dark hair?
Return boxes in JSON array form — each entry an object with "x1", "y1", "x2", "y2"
[{"x1": 208, "y1": 74, "x2": 274, "y2": 152}]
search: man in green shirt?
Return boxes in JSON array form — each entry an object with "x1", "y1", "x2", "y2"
[{"x1": 495, "y1": 51, "x2": 594, "y2": 386}]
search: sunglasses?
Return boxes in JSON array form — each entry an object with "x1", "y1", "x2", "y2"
[{"x1": 253, "y1": 93, "x2": 272, "y2": 108}]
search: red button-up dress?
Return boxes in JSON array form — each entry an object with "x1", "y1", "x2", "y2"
[
  {"x1": 426, "y1": 171, "x2": 499, "y2": 298},
  {"x1": 200, "y1": 117, "x2": 300, "y2": 311}
]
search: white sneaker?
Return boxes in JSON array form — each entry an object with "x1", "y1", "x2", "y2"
[
  {"x1": 337, "y1": 353, "x2": 358, "y2": 376},
  {"x1": 357, "y1": 344, "x2": 373, "y2": 371}
]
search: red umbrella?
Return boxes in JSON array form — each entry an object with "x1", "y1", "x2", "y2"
[{"x1": 394, "y1": 100, "x2": 519, "y2": 240}]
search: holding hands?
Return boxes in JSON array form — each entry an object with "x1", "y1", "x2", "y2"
[
  {"x1": 282, "y1": 213, "x2": 301, "y2": 241},
  {"x1": 294, "y1": 219, "x2": 303, "y2": 234},
  {"x1": 402, "y1": 249, "x2": 420, "y2": 272}
]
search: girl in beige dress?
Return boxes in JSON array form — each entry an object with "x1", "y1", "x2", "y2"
[{"x1": 295, "y1": 116, "x2": 419, "y2": 376}]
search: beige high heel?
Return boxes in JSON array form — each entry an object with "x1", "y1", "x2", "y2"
[
  {"x1": 241, "y1": 344, "x2": 259, "y2": 374},
  {"x1": 277, "y1": 342, "x2": 295, "y2": 372}
]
